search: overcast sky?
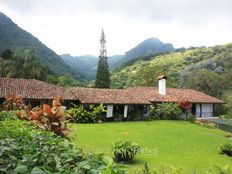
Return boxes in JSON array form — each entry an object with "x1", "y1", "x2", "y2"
[{"x1": 0, "y1": 0, "x2": 232, "y2": 56}]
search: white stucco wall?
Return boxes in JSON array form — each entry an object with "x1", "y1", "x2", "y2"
[{"x1": 196, "y1": 103, "x2": 213, "y2": 117}]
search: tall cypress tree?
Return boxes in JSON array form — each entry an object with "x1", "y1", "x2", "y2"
[
  {"x1": 95, "y1": 29, "x2": 110, "y2": 88},
  {"x1": 95, "y1": 56, "x2": 110, "y2": 88}
]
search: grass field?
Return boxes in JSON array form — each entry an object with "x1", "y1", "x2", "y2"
[{"x1": 69, "y1": 121, "x2": 232, "y2": 173}]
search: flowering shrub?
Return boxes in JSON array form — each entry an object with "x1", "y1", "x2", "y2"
[
  {"x1": 178, "y1": 100, "x2": 192, "y2": 110},
  {"x1": 17, "y1": 96, "x2": 68, "y2": 137},
  {"x1": 3, "y1": 94, "x2": 25, "y2": 111},
  {"x1": 178, "y1": 100, "x2": 192, "y2": 119}
]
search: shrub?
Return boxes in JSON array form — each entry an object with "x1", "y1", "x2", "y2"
[
  {"x1": 156, "y1": 102, "x2": 182, "y2": 120},
  {"x1": 17, "y1": 96, "x2": 69, "y2": 137},
  {"x1": 0, "y1": 110, "x2": 18, "y2": 121},
  {"x1": 186, "y1": 113, "x2": 196, "y2": 123},
  {"x1": 220, "y1": 142, "x2": 232, "y2": 157},
  {"x1": 220, "y1": 114, "x2": 232, "y2": 119},
  {"x1": 112, "y1": 140, "x2": 141, "y2": 163},
  {"x1": 178, "y1": 100, "x2": 192, "y2": 119},
  {"x1": 146, "y1": 107, "x2": 160, "y2": 121},
  {"x1": 3, "y1": 94, "x2": 25, "y2": 111},
  {"x1": 67, "y1": 104, "x2": 106, "y2": 123},
  {"x1": 0, "y1": 119, "x2": 124, "y2": 174}
]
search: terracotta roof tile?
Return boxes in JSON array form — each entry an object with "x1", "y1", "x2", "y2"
[
  {"x1": 68, "y1": 87, "x2": 135, "y2": 104},
  {"x1": 0, "y1": 78, "x2": 224, "y2": 104},
  {"x1": 127, "y1": 87, "x2": 224, "y2": 104},
  {"x1": 0, "y1": 78, "x2": 75, "y2": 100}
]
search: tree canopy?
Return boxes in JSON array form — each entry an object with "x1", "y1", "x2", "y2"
[
  {"x1": 1, "y1": 49, "x2": 51, "y2": 81},
  {"x1": 95, "y1": 56, "x2": 110, "y2": 88}
]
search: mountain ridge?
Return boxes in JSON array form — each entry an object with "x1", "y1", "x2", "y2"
[
  {"x1": 0, "y1": 12, "x2": 78, "y2": 78},
  {"x1": 61, "y1": 37, "x2": 174, "y2": 80}
]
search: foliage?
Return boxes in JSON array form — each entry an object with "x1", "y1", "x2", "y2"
[
  {"x1": 156, "y1": 102, "x2": 182, "y2": 120},
  {"x1": 67, "y1": 104, "x2": 106, "y2": 123},
  {"x1": 219, "y1": 114, "x2": 232, "y2": 119},
  {"x1": 1, "y1": 49, "x2": 52, "y2": 81},
  {"x1": 17, "y1": 96, "x2": 69, "y2": 137},
  {"x1": 220, "y1": 142, "x2": 232, "y2": 157},
  {"x1": 57, "y1": 73, "x2": 80, "y2": 87},
  {"x1": 136, "y1": 163, "x2": 232, "y2": 174},
  {"x1": 146, "y1": 107, "x2": 160, "y2": 121},
  {"x1": 186, "y1": 113, "x2": 196, "y2": 123},
  {"x1": 218, "y1": 91, "x2": 232, "y2": 116},
  {"x1": 0, "y1": 13, "x2": 77, "y2": 77},
  {"x1": 95, "y1": 56, "x2": 111, "y2": 88},
  {"x1": 3, "y1": 94, "x2": 25, "y2": 111},
  {"x1": 111, "y1": 140, "x2": 141, "y2": 163},
  {"x1": 178, "y1": 100, "x2": 192, "y2": 119},
  {"x1": 0, "y1": 119, "x2": 124, "y2": 174},
  {"x1": 184, "y1": 69, "x2": 226, "y2": 97},
  {"x1": 110, "y1": 43, "x2": 232, "y2": 94},
  {"x1": 0, "y1": 110, "x2": 18, "y2": 121},
  {"x1": 60, "y1": 54, "x2": 99, "y2": 81}
]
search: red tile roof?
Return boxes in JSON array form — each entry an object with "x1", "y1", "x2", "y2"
[
  {"x1": 0, "y1": 78, "x2": 75, "y2": 100},
  {"x1": 127, "y1": 87, "x2": 224, "y2": 104},
  {"x1": 0, "y1": 78, "x2": 224, "y2": 104},
  {"x1": 68, "y1": 87, "x2": 134, "y2": 104}
]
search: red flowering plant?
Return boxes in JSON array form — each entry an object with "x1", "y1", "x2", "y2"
[
  {"x1": 3, "y1": 94, "x2": 25, "y2": 111},
  {"x1": 178, "y1": 99, "x2": 192, "y2": 119},
  {"x1": 17, "y1": 96, "x2": 69, "y2": 137}
]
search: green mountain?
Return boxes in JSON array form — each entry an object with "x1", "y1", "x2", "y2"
[
  {"x1": 122, "y1": 38, "x2": 174, "y2": 64},
  {"x1": 60, "y1": 54, "x2": 98, "y2": 80},
  {"x1": 0, "y1": 12, "x2": 78, "y2": 78},
  {"x1": 61, "y1": 38, "x2": 174, "y2": 80},
  {"x1": 60, "y1": 54, "x2": 124, "y2": 80},
  {"x1": 111, "y1": 43, "x2": 232, "y2": 96},
  {"x1": 111, "y1": 43, "x2": 232, "y2": 114}
]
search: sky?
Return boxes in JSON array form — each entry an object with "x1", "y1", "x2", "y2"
[{"x1": 0, "y1": 0, "x2": 232, "y2": 56}]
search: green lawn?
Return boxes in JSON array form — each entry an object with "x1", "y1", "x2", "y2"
[{"x1": 69, "y1": 121, "x2": 232, "y2": 173}]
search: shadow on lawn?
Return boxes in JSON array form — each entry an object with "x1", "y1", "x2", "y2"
[{"x1": 118, "y1": 158, "x2": 144, "y2": 165}]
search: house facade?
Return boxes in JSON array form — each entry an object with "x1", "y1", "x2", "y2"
[{"x1": 0, "y1": 77, "x2": 224, "y2": 120}]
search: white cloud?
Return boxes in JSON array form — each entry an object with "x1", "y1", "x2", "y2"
[{"x1": 0, "y1": 0, "x2": 232, "y2": 56}]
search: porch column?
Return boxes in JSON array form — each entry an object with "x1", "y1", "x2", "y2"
[
  {"x1": 199, "y1": 103, "x2": 202, "y2": 118},
  {"x1": 106, "y1": 105, "x2": 113, "y2": 118},
  {"x1": 124, "y1": 105, "x2": 128, "y2": 118}
]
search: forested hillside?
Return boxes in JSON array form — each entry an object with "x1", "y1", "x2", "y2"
[
  {"x1": 60, "y1": 54, "x2": 124, "y2": 80},
  {"x1": 111, "y1": 43, "x2": 232, "y2": 114},
  {"x1": 0, "y1": 12, "x2": 78, "y2": 78},
  {"x1": 61, "y1": 38, "x2": 174, "y2": 80},
  {"x1": 111, "y1": 44, "x2": 232, "y2": 114}
]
